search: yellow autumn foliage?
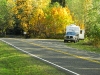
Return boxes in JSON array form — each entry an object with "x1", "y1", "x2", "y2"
[
  {"x1": 12, "y1": 0, "x2": 73, "y2": 38},
  {"x1": 30, "y1": 8, "x2": 45, "y2": 26},
  {"x1": 13, "y1": 0, "x2": 33, "y2": 32},
  {"x1": 49, "y1": 7, "x2": 73, "y2": 34}
]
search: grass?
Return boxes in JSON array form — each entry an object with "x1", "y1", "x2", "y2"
[
  {"x1": 66, "y1": 40, "x2": 100, "y2": 53},
  {"x1": 0, "y1": 41, "x2": 67, "y2": 75}
]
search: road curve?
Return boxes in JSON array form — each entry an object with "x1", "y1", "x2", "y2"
[{"x1": 1, "y1": 38, "x2": 100, "y2": 75}]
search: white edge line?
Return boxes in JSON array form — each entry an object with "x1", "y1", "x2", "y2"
[{"x1": 0, "y1": 39, "x2": 80, "y2": 75}]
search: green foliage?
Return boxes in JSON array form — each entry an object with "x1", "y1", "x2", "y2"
[
  {"x1": 66, "y1": 0, "x2": 84, "y2": 24},
  {"x1": 85, "y1": 0, "x2": 100, "y2": 47},
  {"x1": 51, "y1": 0, "x2": 65, "y2": 7},
  {"x1": 0, "y1": 0, "x2": 13, "y2": 31},
  {"x1": 0, "y1": 0, "x2": 8, "y2": 32},
  {"x1": 0, "y1": 0, "x2": 14, "y2": 36},
  {"x1": 50, "y1": 2, "x2": 61, "y2": 7}
]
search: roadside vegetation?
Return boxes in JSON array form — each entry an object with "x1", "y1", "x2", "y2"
[
  {"x1": 66, "y1": 40, "x2": 100, "y2": 53},
  {"x1": 0, "y1": 41, "x2": 67, "y2": 75}
]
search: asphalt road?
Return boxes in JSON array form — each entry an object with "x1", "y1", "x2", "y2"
[{"x1": 1, "y1": 38, "x2": 100, "y2": 75}]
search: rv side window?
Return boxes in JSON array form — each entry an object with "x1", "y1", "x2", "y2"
[{"x1": 80, "y1": 30, "x2": 82, "y2": 34}]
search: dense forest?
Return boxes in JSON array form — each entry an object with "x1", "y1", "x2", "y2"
[{"x1": 0, "y1": 0, "x2": 100, "y2": 47}]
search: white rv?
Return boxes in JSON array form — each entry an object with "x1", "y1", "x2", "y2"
[{"x1": 64, "y1": 24, "x2": 85, "y2": 43}]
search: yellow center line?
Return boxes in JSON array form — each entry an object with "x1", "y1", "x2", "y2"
[{"x1": 17, "y1": 39, "x2": 100, "y2": 64}]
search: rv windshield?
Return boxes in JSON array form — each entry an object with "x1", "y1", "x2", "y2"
[{"x1": 66, "y1": 32, "x2": 76, "y2": 35}]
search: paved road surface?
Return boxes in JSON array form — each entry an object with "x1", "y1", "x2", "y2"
[{"x1": 1, "y1": 38, "x2": 100, "y2": 75}]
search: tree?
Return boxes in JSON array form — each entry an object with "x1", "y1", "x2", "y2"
[
  {"x1": 13, "y1": 0, "x2": 33, "y2": 34},
  {"x1": 0, "y1": 0, "x2": 14, "y2": 35},
  {"x1": 85, "y1": 0, "x2": 100, "y2": 47},
  {"x1": 29, "y1": 2, "x2": 73, "y2": 38},
  {"x1": 44, "y1": 3, "x2": 73, "y2": 38},
  {"x1": 66, "y1": 0, "x2": 85, "y2": 27}
]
